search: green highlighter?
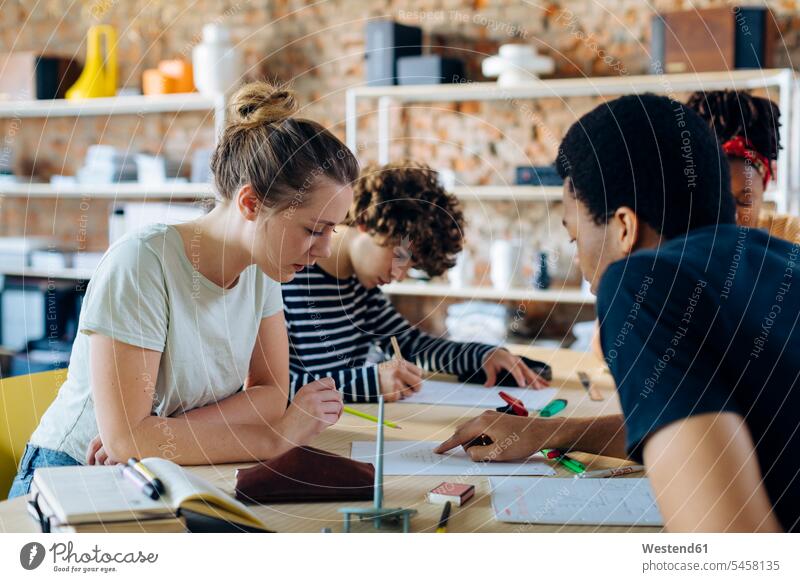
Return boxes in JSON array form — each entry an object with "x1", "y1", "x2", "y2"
[
  {"x1": 538, "y1": 398, "x2": 567, "y2": 418},
  {"x1": 537, "y1": 398, "x2": 586, "y2": 474}
]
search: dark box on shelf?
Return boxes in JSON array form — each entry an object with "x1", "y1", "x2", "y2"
[
  {"x1": 365, "y1": 20, "x2": 423, "y2": 86},
  {"x1": 397, "y1": 55, "x2": 465, "y2": 85},
  {"x1": 650, "y1": 7, "x2": 777, "y2": 73},
  {"x1": 515, "y1": 166, "x2": 563, "y2": 187},
  {"x1": 0, "y1": 52, "x2": 81, "y2": 100}
]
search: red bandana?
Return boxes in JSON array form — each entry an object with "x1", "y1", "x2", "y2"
[{"x1": 721, "y1": 136, "x2": 772, "y2": 189}]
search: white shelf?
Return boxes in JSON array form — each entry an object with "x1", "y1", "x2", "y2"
[
  {"x1": 452, "y1": 185, "x2": 561, "y2": 201},
  {"x1": 349, "y1": 69, "x2": 794, "y2": 103},
  {"x1": 383, "y1": 282, "x2": 594, "y2": 304},
  {"x1": 0, "y1": 267, "x2": 95, "y2": 280},
  {"x1": 0, "y1": 93, "x2": 222, "y2": 119},
  {"x1": 347, "y1": 68, "x2": 798, "y2": 214},
  {"x1": 0, "y1": 182, "x2": 215, "y2": 200}
]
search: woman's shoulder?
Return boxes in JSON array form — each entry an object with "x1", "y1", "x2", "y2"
[{"x1": 94, "y1": 224, "x2": 174, "y2": 277}]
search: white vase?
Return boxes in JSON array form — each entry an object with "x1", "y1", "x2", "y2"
[
  {"x1": 490, "y1": 240, "x2": 524, "y2": 290},
  {"x1": 192, "y1": 24, "x2": 243, "y2": 96},
  {"x1": 482, "y1": 43, "x2": 555, "y2": 86},
  {"x1": 449, "y1": 250, "x2": 474, "y2": 288}
]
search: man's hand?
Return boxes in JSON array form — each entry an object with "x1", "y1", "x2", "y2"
[
  {"x1": 436, "y1": 412, "x2": 629, "y2": 462},
  {"x1": 482, "y1": 348, "x2": 549, "y2": 388},
  {"x1": 435, "y1": 411, "x2": 563, "y2": 461}
]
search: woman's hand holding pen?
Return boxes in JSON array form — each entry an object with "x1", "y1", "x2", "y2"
[{"x1": 280, "y1": 378, "x2": 343, "y2": 445}]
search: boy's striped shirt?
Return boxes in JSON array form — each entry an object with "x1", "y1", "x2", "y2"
[{"x1": 282, "y1": 264, "x2": 495, "y2": 402}]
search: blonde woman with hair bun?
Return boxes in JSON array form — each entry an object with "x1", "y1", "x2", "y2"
[{"x1": 8, "y1": 82, "x2": 360, "y2": 498}]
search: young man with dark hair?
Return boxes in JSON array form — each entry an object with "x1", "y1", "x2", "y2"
[{"x1": 437, "y1": 94, "x2": 800, "y2": 532}]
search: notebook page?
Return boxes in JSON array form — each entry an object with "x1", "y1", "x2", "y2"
[
  {"x1": 489, "y1": 476, "x2": 664, "y2": 526},
  {"x1": 142, "y1": 458, "x2": 264, "y2": 528},
  {"x1": 32, "y1": 466, "x2": 172, "y2": 524},
  {"x1": 351, "y1": 440, "x2": 555, "y2": 477},
  {"x1": 399, "y1": 380, "x2": 557, "y2": 410}
]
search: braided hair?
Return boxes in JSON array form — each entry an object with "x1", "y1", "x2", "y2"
[{"x1": 686, "y1": 90, "x2": 781, "y2": 161}]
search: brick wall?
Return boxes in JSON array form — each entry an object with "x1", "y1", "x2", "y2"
[{"x1": 1, "y1": 0, "x2": 797, "y2": 335}]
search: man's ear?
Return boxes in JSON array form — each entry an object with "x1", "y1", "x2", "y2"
[
  {"x1": 236, "y1": 184, "x2": 261, "y2": 221},
  {"x1": 612, "y1": 206, "x2": 640, "y2": 255}
]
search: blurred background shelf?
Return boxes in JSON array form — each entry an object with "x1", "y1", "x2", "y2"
[
  {"x1": 0, "y1": 267, "x2": 94, "y2": 280},
  {"x1": 348, "y1": 69, "x2": 794, "y2": 102},
  {"x1": 382, "y1": 282, "x2": 594, "y2": 304},
  {"x1": 451, "y1": 185, "x2": 561, "y2": 201},
  {"x1": 0, "y1": 92, "x2": 223, "y2": 118},
  {"x1": 0, "y1": 182, "x2": 215, "y2": 200}
]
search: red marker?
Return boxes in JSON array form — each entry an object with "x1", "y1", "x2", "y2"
[{"x1": 498, "y1": 391, "x2": 529, "y2": 416}]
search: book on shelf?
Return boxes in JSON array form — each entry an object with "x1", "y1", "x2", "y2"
[{"x1": 29, "y1": 457, "x2": 271, "y2": 533}]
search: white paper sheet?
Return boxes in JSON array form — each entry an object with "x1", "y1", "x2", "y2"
[
  {"x1": 489, "y1": 477, "x2": 663, "y2": 526},
  {"x1": 350, "y1": 440, "x2": 556, "y2": 477},
  {"x1": 398, "y1": 380, "x2": 558, "y2": 410}
]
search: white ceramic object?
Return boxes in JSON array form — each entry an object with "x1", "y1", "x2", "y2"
[
  {"x1": 449, "y1": 250, "x2": 474, "y2": 288},
  {"x1": 490, "y1": 239, "x2": 524, "y2": 290},
  {"x1": 482, "y1": 44, "x2": 555, "y2": 86},
  {"x1": 192, "y1": 24, "x2": 243, "y2": 96}
]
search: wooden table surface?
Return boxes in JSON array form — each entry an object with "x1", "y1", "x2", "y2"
[{"x1": 0, "y1": 346, "x2": 659, "y2": 533}]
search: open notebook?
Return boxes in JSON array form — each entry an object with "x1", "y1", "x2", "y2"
[{"x1": 30, "y1": 458, "x2": 269, "y2": 532}]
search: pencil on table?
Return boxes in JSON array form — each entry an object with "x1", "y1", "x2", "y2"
[{"x1": 343, "y1": 406, "x2": 402, "y2": 429}]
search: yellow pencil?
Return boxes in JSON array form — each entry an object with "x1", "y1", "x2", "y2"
[
  {"x1": 343, "y1": 405, "x2": 402, "y2": 429},
  {"x1": 390, "y1": 336, "x2": 404, "y2": 362}
]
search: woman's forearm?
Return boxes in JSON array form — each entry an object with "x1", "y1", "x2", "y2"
[
  {"x1": 102, "y1": 415, "x2": 294, "y2": 465},
  {"x1": 174, "y1": 384, "x2": 287, "y2": 425}
]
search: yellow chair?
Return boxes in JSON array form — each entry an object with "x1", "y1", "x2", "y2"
[{"x1": 0, "y1": 369, "x2": 65, "y2": 499}]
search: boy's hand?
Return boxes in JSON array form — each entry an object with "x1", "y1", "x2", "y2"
[
  {"x1": 482, "y1": 348, "x2": 550, "y2": 388},
  {"x1": 378, "y1": 359, "x2": 423, "y2": 401}
]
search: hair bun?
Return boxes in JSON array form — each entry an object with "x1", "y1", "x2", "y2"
[{"x1": 229, "y1": 81, "x2": 298, "y2": 127}]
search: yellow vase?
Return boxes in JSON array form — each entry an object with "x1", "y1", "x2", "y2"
[{"x1": 65, "y1": 25, "x2": 118, "y2": 100}]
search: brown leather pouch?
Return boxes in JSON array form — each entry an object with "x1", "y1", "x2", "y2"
[{"x1": 235, "y1": 446, "x2": 375, "y2": 504}]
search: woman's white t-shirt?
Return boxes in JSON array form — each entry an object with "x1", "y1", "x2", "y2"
[{"x1": 29, "y1": 223, "x2": 284, "y2": 462}]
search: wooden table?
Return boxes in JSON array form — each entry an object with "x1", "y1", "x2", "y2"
[{"x1": 0, "y1": 346, "x2": 658, "y2": 533}]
